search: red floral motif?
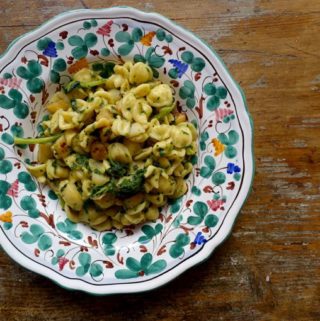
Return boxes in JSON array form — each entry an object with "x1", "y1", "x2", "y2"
[
  {"x1": 207, "y1": 199, "x2": 224, "y2": 211},
  {"x1": 58, "y1": 257, "x2": 69, "y2": 271},
  {"x1": 7, "y1": 180, "x2": 19, "y2": 197},
  {"x1": 97, "y1": 20, "x2": 113, "y2": 36}
]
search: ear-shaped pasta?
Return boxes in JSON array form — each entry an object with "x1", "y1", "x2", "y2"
[
  {"x1": 171, "y1": 178, "x2": 188, "y2": 198},
  {"x1": 128, "y1": 122, "x2": 146, "y2": 138},
  {"x1": 129, "y1": 62, "x2": 153, "y2": 85},
  {"x1": 181, "y1": 122, "x2": 198, "y2": 141},
  {"x1": 119, "y1": 93, "x2": 136, "y2": 121},
  {"x1": 58, "y1": 111, "x2": 79, "y2": 130},
  {"x1": 52, "y1": 135, "x2": 70, "y2": 159},
  {"x1": 123, "y1": 138, "x2": 142, "y2": 157},
  {"x1": 91, "y1": 218, "x2": 112, "y2": 231},
  {"x1": 59, "y1": 180, "x2": 83, "y2": 211},
  {"x1": 146, "y1": 194, "x2": 167, "y2": 207},
  {"x1": 26, "y1": 164, "x2": 46, "y2": 183},
  {"x1": 147, "y1": 84, "x2": 173, "y2": 108},
  {"x1": 123, "y1": 193, "x2": 145, "y2": 209},
  {"x1": 171, "y1": 125, "x2": 193, "y2": 148},
  {"x1": 73, "y1": 68, "x2": 96, "y2": 82},
  {"x1": 46, "y1": 91, "x2": 70, "y2": 114},
  {"x1": 106, "y1": 74, "x2": 125, "y2": 89},
  {"x1": 111, "y1": 116, "x2": 131, "y2": 136},
  {"x1": 152, "y1": 139, "x2": 173, "y2": 158},
  {"x1": 114, "y1": 64, "x2": 130, "y2": 79},
  {"x1": 46, "y1": 160, "x2": 69, "y2": 179},
  {"x1": 149, "y1": 124, "x2": 171, "y2": 141},
  {"x1": 145, "y1": 206, "x2": 160, "y2": 220},
  {"x1": 108, "y1": 143, "x2": 132, "y2": 163},
  {"x1": 132, "y1": 83, "x2": 151, "y2": 98},
  {"x1": 94, "y1": 88, "x2": 122, "y2": 104},
  {"x1": 37, "y1": 143, "x2": 53, "y2": 163},
  {"x1": 133, "y1": 147, "x2": 153, "y2": 161},
  {"x1": 167, "y1": 148, "x2": 186, "y2": 161},
  {"x1": 132, "y1": 100, "x2": 152, "y2": 124},
  {"x1": 158, "y1": 175, "x2": 176, "y2": 196},
  {"x1": 93, "y1": 193, "x2": 116, "y2": 209}
]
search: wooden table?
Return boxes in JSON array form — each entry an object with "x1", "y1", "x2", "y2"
[{"x1": 0, "y1": 1, "x2": 319, "y2": 320}]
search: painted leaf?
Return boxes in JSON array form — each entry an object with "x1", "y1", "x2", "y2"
[
  {"x1": 126, "y1": 257, "x2": 142, "y2": 272},
  {"x1": 204, "y1": 155, "x2": 216, "y2": 170},
  {"x1": 225, "y1": 145, "x2": 237, "y2": 158},
  {"x1": 38, "y1": 234, "x2": 52, "y2": 251},
  {"x1": 217, "y1": 86, "x2": 228, "y2": 99},
  {"x1": 176, "y1": 233, "x2": 190, "y2": 246},
  {"x1": 191, "y1": 57, "x2": 205, "y2": 72},
  {"x1": 207, "y1": 95, "x2": 220, "y2": 111},
  {"x1": 0, "y1": 95, "x2": 14, "y2": 109},
  {"x1": 187, "y1": 216, "x2": 203, "y2": 225},
  {"x1": 228, "y1": 130, "x2": 239, "y2": 145},
  {"x1": 169, "y1": 244, "x2": 184, "y2": 258},
  {"x1": 212, "y1": 172, "x2": 226, "y2": 185},
  {"x1": 21, "y1": 232, "x2": 37, "y2": 244},
  {"x1": 193, "y1": 201, "x2": 208, "y2": 218},
  {"x1": 181, "y1": 51, "x2": 194, "y2": 64},
  {"x1": 78, "y1": 252, "x2": 91, "y2": 266},
  {"x1": 205, "y1": 214, "x2": 219, "y2": 227},
  {"x1": 132, "y1": 27, "x2": 143, "y2": 42},
  {"x1": 140, "y1": 253, "x2": 152, "y2": 270},
  {"x1": 68, "y1": 35, "x2": 84, "y2": 46},
  {"x1": 84, "y1": 33, "x2": 98, "y2": 48},
  {"x1": 146, "y1": 259, "x2": 167, "y2": 275},
  {"x1": 148, "y1": 55, "x2": 165, "y2": 68},
  {"x1": 118, "y1": 43, "x2": 134, "y2": 56},
  {"x1": 115, "y1": 269, "x2": 138, "y2": 279},
  {"x1": 141, "y1": 225, "x2": 155, "y2": 239},
  {"x1": 200, "y1": 166, "x2": 212, "y2": 178},
  {"x1": 134, "y1": 54, "x2": 146, "y2": 63},
  {"x1": 102, "y1": 233, "x2": 117, "y2": 245},
  {"x1": 72, "y1": 46, "x2": 88, "y2": 60},
  {"x1": 115, "y1": 31, "x2": 131, "y2": 42},
  {"x1": 204, "y1": 83, "x2": 217, "y2": 96},
  {"x1": 90, "y1": 263, "x2": 103, "y2": 277},
  {"x1": 28, "y1": 60, "x2": 42, "y2": 77}
]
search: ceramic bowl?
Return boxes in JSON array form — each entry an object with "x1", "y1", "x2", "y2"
[{"x1": 0, "y1": 7, "x2": 254, "y2": 294}]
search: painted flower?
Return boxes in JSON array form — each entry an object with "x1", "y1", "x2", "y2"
[
  {"x1": 207, "y1": 199, "x2": 224, "y2": 211},
  {"x1": 212, "y1": 138, "x2": 225, "y2": 156},
  {"x1": 227, "y1": 163, "x2": 241, "y2": 174},
  {"x1": 140, "y1": 31, "x2": 156, "y2": 46},
  {"x1": 0, "y1": 211, "x2": 12, "y2": 223},
  {"x1": 58, "y1": 256, "x2": 69, "y2": 271},
  {"x1": 97, "y1": 20, "x2": 113, "y2": 36},
  {"x1": 168, "y1": 59, "x2": 188, "y2": 78},
  {"x1": 193, "y1": 232, "x2": 207, "y2": 245},
  {"x1": 43, "y1": 41, "x2": 58, "y2": 58},
  {"x1": 0, "y1": 77, "x2": 22, "y2": 90}
]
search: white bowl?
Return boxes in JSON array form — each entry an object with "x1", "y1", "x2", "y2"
[{"x1": 0, "y1": 7, "x2": 254, "y2": 294}]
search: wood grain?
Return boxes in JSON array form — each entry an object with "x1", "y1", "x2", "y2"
[{"x1": 0, "y1": 0, "x2": 320, "y2": 320}]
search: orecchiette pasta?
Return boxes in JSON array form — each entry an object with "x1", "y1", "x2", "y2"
[{"x1": 26, "y1": 61, "x2": 197, "y2": 231}]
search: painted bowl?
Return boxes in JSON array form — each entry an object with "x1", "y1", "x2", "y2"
[{"x1": 0, "y1": 7, "x2": 254, "y2": 294}]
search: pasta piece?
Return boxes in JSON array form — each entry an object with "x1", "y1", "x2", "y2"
[
  {"x1": 37, "y1": 143, "x2": 53, "y2": 163},
  {"x1": 145, "y1": 206, "x2": 160, "y2": 220},
  {"x1": 147, "y1": 84, "x2": 173, "y2": 108},
  {"x1": 129, "y1": 62, "x2": 153, "y2": 84},
  {"x1": 108, "y1": 143, "x2": 132, "y2": 163},
  {"x1": 59, "y1": 180, "x2": 83, "y2": 211}
]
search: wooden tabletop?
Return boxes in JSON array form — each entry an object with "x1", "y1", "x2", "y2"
[{"x1": 0, "y1": 1, "x2": 319, "y2": 320}]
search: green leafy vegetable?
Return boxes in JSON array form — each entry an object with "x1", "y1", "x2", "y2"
[
  {"x1": 13, "y1": 133, "x2": 62, "y2": 145},
  {"x1": 107, "y1": 160, "x2": 128, "y2": 178}
]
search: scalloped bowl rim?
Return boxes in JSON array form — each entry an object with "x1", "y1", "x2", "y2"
[{"x1": 0, "y1": 6, "x2": 254, "y2": 295}]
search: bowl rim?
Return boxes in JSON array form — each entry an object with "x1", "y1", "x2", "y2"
[{"x1": 0, "y1": 6, "x2": 255, "y2": 295}]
